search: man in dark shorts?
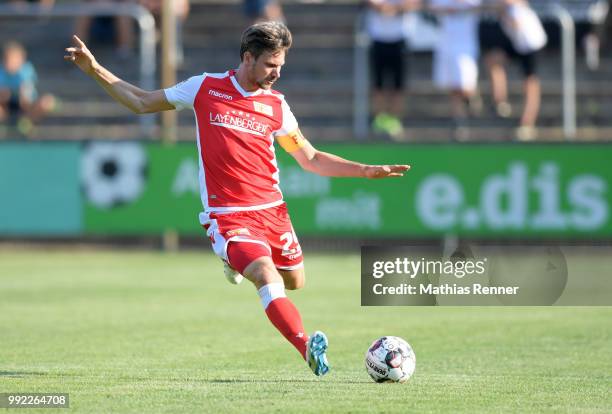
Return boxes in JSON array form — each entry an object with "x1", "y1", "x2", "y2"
[
  {"x1": 479, "y1": 0, "x2": 545, "y2": 140},
  {"x1": 366, "y1": 0, "x2": 416, "y2": 138}
]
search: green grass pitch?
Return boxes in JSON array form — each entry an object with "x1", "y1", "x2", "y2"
[{"x1": 1, "y1": 249, "x2": 610, "y2": 413}]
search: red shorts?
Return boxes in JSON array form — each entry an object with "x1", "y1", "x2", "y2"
[{"x1": 202, "y1": 203, "x2": 303, "y2": 271}]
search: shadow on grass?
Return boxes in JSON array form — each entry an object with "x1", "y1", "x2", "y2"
[{"x1": 0, "y1": 371, "x2": 47, "y2": 378}]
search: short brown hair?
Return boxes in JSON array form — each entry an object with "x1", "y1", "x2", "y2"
[{"x1": 240, "y1": 22, "x2": 292, "y2": 61}]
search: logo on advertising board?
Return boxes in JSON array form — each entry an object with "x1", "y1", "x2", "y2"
[{"x1": 415, "y1": 161, "x2": 608, "y2": 232}]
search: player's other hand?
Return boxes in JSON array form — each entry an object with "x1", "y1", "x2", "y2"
[
  {"x1": 364, "y1": 164, "x2": 410, "y2": 179},
  {"x1": 64, "y1": 35, "x2": 98, "y2": 75}
]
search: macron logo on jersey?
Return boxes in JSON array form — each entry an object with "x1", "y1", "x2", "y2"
[
  {"x1": 209, "y1": 111, "x2": 270, "y2": 136},
  {"x1": 209, "y1": 89, "x2": 233, "y2": 101}
]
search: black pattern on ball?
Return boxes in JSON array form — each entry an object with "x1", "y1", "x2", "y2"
[{"x1": 385, "y1": 351, "x2": 403, "y2": 368}]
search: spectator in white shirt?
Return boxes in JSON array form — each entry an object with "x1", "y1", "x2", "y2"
[
  {"x1": 430, "y1": 0, "x2": 481, "y2": 139},
  {"x1": 481, "y1": 0, "x2": 546, "y2": 140},
  {"x1": 366, "y1": 0, "x2": 419, "y2": 139}
]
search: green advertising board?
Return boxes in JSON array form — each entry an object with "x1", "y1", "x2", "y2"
[
  {"x1": 81, "y1": 142, "x2": 612, "y2": 238},
  {"x1": 294, "y1": 143, "x2": 611, "y2": 237},
  {"x1": 0, "y1": 142, "x2": 81, "y2": 235},
  {"x1": 82, "y1": 142, "x2": 201, "y2": 234}
]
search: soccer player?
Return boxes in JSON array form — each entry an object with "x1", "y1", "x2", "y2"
[{"x1": 65, "y1": 22, "x2": 410, "y2": 377}]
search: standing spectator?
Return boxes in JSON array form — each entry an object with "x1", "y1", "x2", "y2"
[
  {"x1": 0, "y1": 41, "x2": 56, "y2": 136},
  {"x1": 366, "y1": 0, "x2": 418, "y2": 139},
  {"x1": 479, "y1": 10, "x2": 511, "y2": 118},
  {"x1": 430, "y1": 0, "x2": 481, "y2": 140},
  {"x1": 139, "y1": 0, "x2": 190, "y2": 66},
  {"x1": 74, "y1": 0, "x2": 134, "y2": 59},
  {"x1": 481, "y1": 0, "x2": 546, "y2": 140},
  {"x1": 581, "y1": 0, "x2": 608, "y2": 71}
]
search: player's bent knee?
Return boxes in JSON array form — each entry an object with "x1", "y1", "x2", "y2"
[
  {"x1": 285, "y1": 277, "x2": 304, "y2": 290},
  {"x1": 279, "y1": 267, "x2": 305, "y2": 290},
  {"x1": 243, "y1": 256, "x2": 283, "y2": 289}
]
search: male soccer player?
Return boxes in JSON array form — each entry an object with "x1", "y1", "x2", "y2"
[{"x1": 65, "y1": 22, "x2": 410, "y2": 377}]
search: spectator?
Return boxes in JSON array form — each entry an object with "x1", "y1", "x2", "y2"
[
  {"x1": 0, "y1": 41, "x2": 56, "y2": 136},
  {"x1": 430, "y1": 0, "x2": 481, "y2": 140},
  {"x1": 243, "y1": 0, "x2": 285, "y2": 24},
  {"x1": 584, "y1": 29, "x2": 601, "y2": 71},
  {"x1": 139, "y1": 0, "x2": 190, "y2": 66},
  {"x1": 481, "y1": 0, "x2": 546, "y2": 141},
  {"x1": 74, "y1": 0, "x2": 134, "y2": 59},
  {"x1": 366, "y1": 0, "x2": 418, "y2": 139},
  {"x1": 581, "y1": 0, "x2": 609, "y2": 71}
]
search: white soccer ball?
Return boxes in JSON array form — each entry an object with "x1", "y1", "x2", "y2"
[{"x1": 365, "y1": 336, "x2": 416, "y2": 383}]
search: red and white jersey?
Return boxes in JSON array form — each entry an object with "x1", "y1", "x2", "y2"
[{"x1": 164, "y1": 70, "x2": 299, "y2": 223}]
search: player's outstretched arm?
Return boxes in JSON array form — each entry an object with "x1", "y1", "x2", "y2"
[
  {"x1": 64, "y1": 35, "x2": 174, "y2": 114},
  {"x1": 284, "y1": 130, "x2": 410, "y2": 179}
]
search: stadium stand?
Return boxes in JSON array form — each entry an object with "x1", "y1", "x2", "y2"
[{"x1": 0, "y1": 0, "x2": 610, "y2": 141}]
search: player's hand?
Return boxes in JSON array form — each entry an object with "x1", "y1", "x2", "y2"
[
  {"x1": 364, "y1": 164, "x2": 411, "y2": 179},
  {"x1": 64, "y1": 35, "x2": 98, "y2": 75}
]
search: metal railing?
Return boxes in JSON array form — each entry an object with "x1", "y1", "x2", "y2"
[
  {"x1": 353, "y1": 5, "x2": 578, "y2": 140},
  {"x1": 546, "y1": 4, "x2": 576, "y2": 140},
  {"x1": 353, "y1": 12, "x2": 370, "y2": 140},
  {"x1": 0, "y1": 2, "x2": 157, "y2": 137}
]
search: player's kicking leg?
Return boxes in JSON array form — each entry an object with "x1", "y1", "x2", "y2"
[
  {"x1": 277, "y1": 266, "x2": 329, "y2": 376},
  {"x1": 228, "y1": 242, "x2": 330, "y2": 377}
]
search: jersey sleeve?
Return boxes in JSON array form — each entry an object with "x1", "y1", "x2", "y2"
[
  {"x1": 163, "y1": 74, "x2": 206, "y2": 110},
  {"x1": 274, "y1": 98, "x2": 299, "y2": 137},
  {"x1": 274, "y1": 98, "x2": 305, "y2": 152}
]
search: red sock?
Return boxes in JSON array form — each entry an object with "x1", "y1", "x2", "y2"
[{"x1": 265, "y1": 297, "x2": 308, "y2": 360}]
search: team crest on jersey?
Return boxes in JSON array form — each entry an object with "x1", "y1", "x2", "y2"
[
  {"x1": 226, "y1": 228, "x2": 251, "y2": 237},
  {"x1": 253, "y1": 101, "x2": 274, "y2": 116}
]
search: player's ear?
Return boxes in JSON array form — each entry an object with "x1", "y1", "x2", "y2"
[{"x1": 243, "y1": 51, "x2": 254, "y2": 65}]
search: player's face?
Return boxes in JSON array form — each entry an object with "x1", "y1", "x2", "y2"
[{"x1": 247, "y1": 50, "x2": 285, "y2": 90}]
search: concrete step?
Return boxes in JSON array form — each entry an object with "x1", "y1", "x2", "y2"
[
  {"x1": 38, "y1": 69, "x2": 612, "y2": 98},
  {"x1": 45, "y1": 96, "x2": 612, "y2": 124},
  {"x1": 185, "y1": 4, "x2": 357, "y2": 32},
  {"x1": 182, "y1": 31, "x2": 354, "y2": 49},
  {"x1": 0, "y1": 122, "x2": 353, "y2": 141},
  {"x1": 3, "y1": 122, "x2": 611, "y2": 142},
  {"x1": 398, "y1": 126, "x2": 612, "y2": 142},
  {"x1": 37, "y1": 76, "x2": 354, "y2": 97},
  {"x1": 178, "y1": 47, "x2": 354, "y2": 74}
]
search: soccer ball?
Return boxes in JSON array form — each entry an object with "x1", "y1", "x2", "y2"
[{"x1": 365, "y1": 336, "x2": 416, "y2": 383}]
